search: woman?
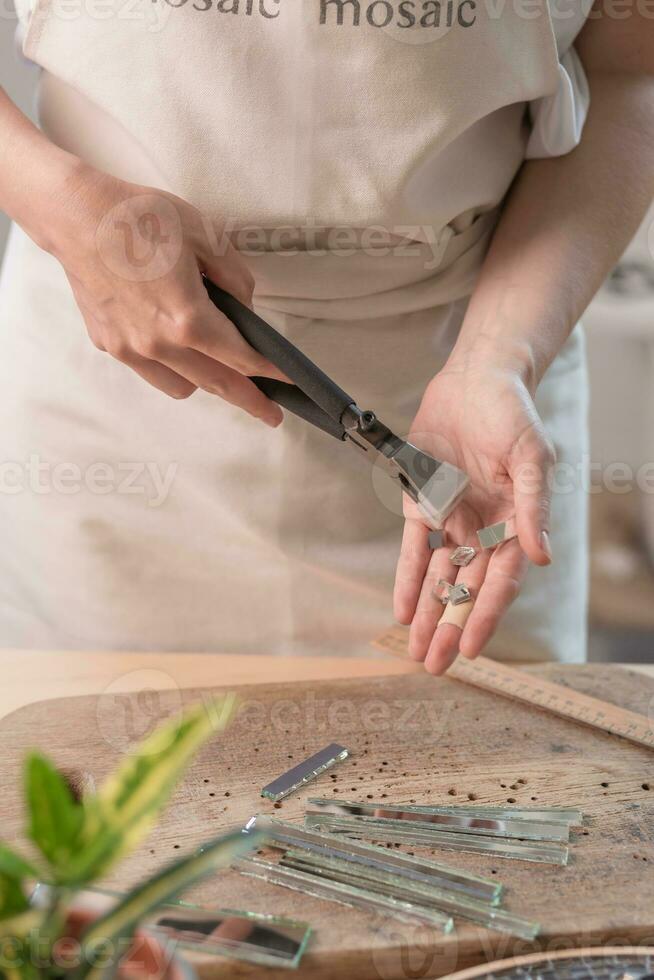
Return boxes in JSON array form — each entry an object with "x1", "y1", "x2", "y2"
[{"x1": 0, "y1": 0, "x2": 652, "y2": 669}]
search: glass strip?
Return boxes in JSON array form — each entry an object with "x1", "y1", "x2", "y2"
[
  {"x1": 261, "y1": 743, "x2": 349, "y2": 802},
  {"x1": 145, "y1": 903, "x2": 312, "y2": 968},
  {"x1": 31, "y1": 884, "x2": 312, "y2": 970},
  {"x1": 234, "y1": 857, "x2": 454, "y2": 932},
  {"x1": 308, "y1": 798, "x2": 583, "y2": 827},
  {"x1": 280, "y1": 853, "x2": 539, "y2": 940},
  {"x1": 304, "y1": 802, "x2": 569, "y2": 843},
  {"x1": 246, "y1": 816, "x2": 502, "y2": 901},
  {"x1": 302, "y1": 816, "x2": 569, "y2": 865},
  {"x1": 282, "y1": 848, "x2": 499, "y2": 909}
]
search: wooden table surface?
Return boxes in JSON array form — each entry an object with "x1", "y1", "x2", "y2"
[
  {"x1": 2, "y1": 648, "x2": 652, "y2": 721},
  {"x1": 0, "y1": 649, "x2": 424, "y2": 720},
  {"x1": 3, "y1": 658, "x2": 654, "y2": 979}
]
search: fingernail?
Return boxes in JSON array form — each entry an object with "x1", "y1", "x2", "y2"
[
  {"x1": 540, "y1": 530, "x2": 553, "y2": 562},
  {"x1": 261, "y1": 414, "x2": 282, "y2": 428}
]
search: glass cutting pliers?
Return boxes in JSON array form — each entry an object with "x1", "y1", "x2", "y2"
[{"x1": 205, "y1": 280, "x2": 470, "y2": 528}]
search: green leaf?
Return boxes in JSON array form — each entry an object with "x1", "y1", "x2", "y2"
[
  {"x1": 75, "y1": 824, "x2": 264, "y2": 980},
  {"x1": 0, "y1": 845, "x2": 40, "y2": 924},
  {"x1": 100, "y1": 695, "x2": 235, "y2": 816},
  {"x1": 0, "y1": 847, "x2": 39, "y2": 883},
  {"x1": 0, "y1": 874, "x2": 29, "y2": 922},
  {"x1": 24, "y1": 755, "x2": 84, "y2": 870},
  {"x1": 64, "y1": 695, "x2": 237, "y2": 884}
]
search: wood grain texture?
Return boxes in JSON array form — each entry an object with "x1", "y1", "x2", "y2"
[{"x1": 1, "y1": 665, "x2": 654, "y2": 979}]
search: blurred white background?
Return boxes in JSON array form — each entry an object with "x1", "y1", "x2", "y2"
[{"x1": 1, "y1": 7, "x2": 653, "y2": 662}]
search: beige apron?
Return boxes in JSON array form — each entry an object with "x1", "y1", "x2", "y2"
[{"x1": 1, "y1": 0, "x2": 590, "y2": 658}]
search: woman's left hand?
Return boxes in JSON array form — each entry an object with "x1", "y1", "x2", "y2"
[{"x1": 393, "y1": 356, "x2": 555, "y2": 674}]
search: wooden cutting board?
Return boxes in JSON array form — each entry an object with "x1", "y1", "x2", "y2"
[{"x1": 1, "y1": 664, "x2": 654, "y2": 979}]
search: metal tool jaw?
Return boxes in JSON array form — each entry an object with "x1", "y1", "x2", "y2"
[
  {"x1": 203, "y1": 282, "x2": 470, "y2": 526},
  {"x1": 342, "y1": 406, "x2": 470, "y2": 528}
]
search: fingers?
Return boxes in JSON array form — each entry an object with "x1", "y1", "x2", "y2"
[
  {"x1": 424, "y1": 624, "x2": 463, "y2": 676},
  {"x1": 424, "y1": 541, "x2": 490, "y2": 675},
  {"x1": 83, "y1": 308, "x2": 198, "y2": 399},
  {"x1": 114, "y1": 349, "x2": 197, "y2": 400},
  {"x1": 83, "y1": 279, "x2": 286, "y2": 420},
  {"x1": 393, "y1": 519, "x2": 431, "y2": 624},
  {"x1": 509, "y1": 425, "x2": 555, "y2": 567},
  {"x1": 458, "y1": 538, "x2": 528, "y2": 659},
  {"x1": 156, "y1": 347, "x2": 283, "y2": 426},
  {"x1": 193, "y1": 232, "x2": 291, "y2": 384},
  {"x1": 422, "y1": 536, "x2": 526, "y2": 674},
  {"x1": 69, "y1": 195, "x2": 290, "y2": 414},
  {"x1": 189, "y1": 292, "x2": 290, "y2": 385},
  {"x1": 407, "y1": 545, "x2": 456, "y2": 663}
]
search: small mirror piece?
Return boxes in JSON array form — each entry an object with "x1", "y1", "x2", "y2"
[
  {"x1": 261, "y1": 743, "x2": 349, "y2": 802},
  {"x1": 428, "y1": 530, "x2": 444, "y2": 550},
  {"x1": 437, "y1": 581, "x2": 472, "y2": 606},
  {"x1": 477, "y1": 518, "x2": 517, "y2": 550},
  {"x1": 449, "y1": 583, "x2": 472, "y2": 606},
  {"x1": 31, "y1": 885, "x2": 312, "y2": 970},
  {"x1": 449, "y1": 545, "x2": 476, "y2": 567},
  {"x1": 478, "y1": 522, "x2": 506, "y2": 549},
  {"x1": 147, "y1": 905, "x2": 312, "y2": 969}
]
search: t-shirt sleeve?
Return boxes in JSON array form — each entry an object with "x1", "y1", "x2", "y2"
[
  {"x1": 13, "y1": 0, "x2": 33, "y2": 56},
  {"x1": 525, "y1": 5, "x2": 591, "y2": 159}
]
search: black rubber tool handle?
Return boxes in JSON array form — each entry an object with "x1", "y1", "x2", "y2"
[
  {"x1": 251, "y1": 378, "x2": 347, "y2": 440},
  {"x1": 204, "y1": 279, "x2": 356, "y2": 428}
]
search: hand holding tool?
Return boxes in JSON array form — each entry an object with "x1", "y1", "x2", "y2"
[{"x1": 205, "y1": 280, "x2": 470, "y2": 527}]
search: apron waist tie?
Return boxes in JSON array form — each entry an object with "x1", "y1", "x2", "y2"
[{"x1": 249, "y1": 207, "x2": 500, "y2": 321}]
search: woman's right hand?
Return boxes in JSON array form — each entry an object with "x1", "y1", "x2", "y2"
[{"x1": 48, "y1": 165, "x2": 286, "y2": 425}]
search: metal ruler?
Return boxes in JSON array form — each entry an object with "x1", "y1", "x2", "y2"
[{"x1": 373, "y1": 625, "x2": 654, "y2": 752}]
